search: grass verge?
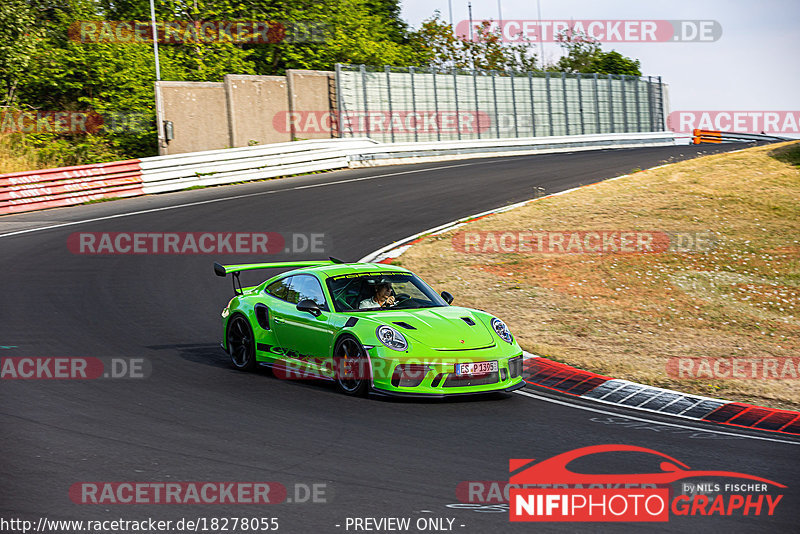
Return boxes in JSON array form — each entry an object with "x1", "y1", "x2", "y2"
[{"x1": 398, "y1": 141, "x2": 800, "y2": 410}]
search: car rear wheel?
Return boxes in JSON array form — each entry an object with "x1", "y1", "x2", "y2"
[
  {"x1": 333, "y1": 336, "x2": 369, "y2": 396},
  {"x1": 227, "y1": 315, "x2": 257, "y2": 371}
]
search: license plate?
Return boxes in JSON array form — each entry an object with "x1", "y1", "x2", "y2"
[{"x1": 455, "y1": 361, "x2": 498, "y2": 376}]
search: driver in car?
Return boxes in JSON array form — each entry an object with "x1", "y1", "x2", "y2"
[{"x1": 359, "y1": 281, "x2": 396, "y2": 309}]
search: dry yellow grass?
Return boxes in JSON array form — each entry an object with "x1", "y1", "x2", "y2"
[
  {"x1": 398, "y1": 142, "x2": 800, "y2": 410},
  {"x1": 0, "y1": 133, "x2": 67, "y2": 174},
  {"x1": 0, "y1": 134, "x2": 42, "y2": 174}
]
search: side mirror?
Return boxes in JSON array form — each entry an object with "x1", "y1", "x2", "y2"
[
  {"x1": 297, "y1": 299, "x2": 322, "y2": 317},
  {"x1": 441, "y1": 291, "x2": 454, "y2": 305}
]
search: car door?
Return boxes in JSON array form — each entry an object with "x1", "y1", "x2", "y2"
[{"x1": 270, "y1": 274, "x2": 337, "y2": 377}]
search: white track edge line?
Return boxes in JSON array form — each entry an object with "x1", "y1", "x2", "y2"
[{"x1": 0, "y1": 161, "x2": 486, "y2": 239}]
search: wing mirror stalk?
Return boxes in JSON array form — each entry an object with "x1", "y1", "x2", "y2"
[{"x1": 297, "y1": 299, "x2": 322, "y2": 317}]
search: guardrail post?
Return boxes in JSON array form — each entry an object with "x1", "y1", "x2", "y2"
[
  {"x1": 593, "y1": 73, "x2": 600, "y2": 133},
  {"x1": 453, "y1": 67, "x2": 461, "y2": 140},
  {"x1": 621, "y1": 75, "x2": 628, "y2": 132},
  {"x1": 360, "y1": 65, "x2": 370, "y2": 139},
  {"x1": 433, "y1": 67, "x2": 441, "y2": 141},
  {"x1": 647, "y1": 75, "x2": 655, "y2": 132},
  {"x1": 385, "y1": 65, "x2": 395, "y2": 143},
  {"x1": 546, "y1": 72, "x2": 554, "y2": 136},
  {"x1": 335, "y1": 63, "x2": 345, "y2": 138},
  {"x1": 410, "y1": 66, "x2": 418, "y2": 142},
  {"x1": 657, "y1": 76, "x2": 665, "y2": 131},
  {"x1": 634, "y1": 76, "x2": 642, "y2": 132},
  {"x1": 510, "y1": 70, "x2": 519, "y2": 138},
  {"x1": 607, "y1": 74, "x2": 614, "y2": 134},
  {"x1": 473, "y1": 69, "x2": 481, "y2": 139},
  {"x1": 562, "y1": 72, "x2": 570, "y2": 136},
  {"x1": 576, "y1": 73, "x2": 585, "y2": 135},
  {"x1": 528, "y1": 71, "x2": 536, "y2": 136},
  {"x1": 492, "y1": 70, "x2": 500, "y2": 138}
]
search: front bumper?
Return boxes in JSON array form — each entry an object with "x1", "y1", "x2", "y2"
[
  {"x1": 370, "y1": 378, "x2": 526, "y2": 398},
  {"x1": 366, "y1": 345, "x2": 525, "y2": 396}
]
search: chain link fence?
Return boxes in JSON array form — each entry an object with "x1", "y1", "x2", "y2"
[{"x1": 335, "y1": 64, "x2": 665, "y2": 144}]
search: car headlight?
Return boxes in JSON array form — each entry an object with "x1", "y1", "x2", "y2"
[
  {"x1": 376, "y1": 325, "x2": 408, "y2": 351},
  {"x1": 491, "y1": 318, "x2": 513, "y2": 343}
]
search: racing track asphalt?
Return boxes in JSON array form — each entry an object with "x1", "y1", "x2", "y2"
[{"x1": 1, "y1": 143, "x2": 798, "y2": 533}]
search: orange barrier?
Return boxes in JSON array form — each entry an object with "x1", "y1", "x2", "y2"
[
  {"x1": 0, "y1": 160, "x2": 143, "y2": 215},
  {"x1": 692, "y1": 129, "x2": 790, "y2": 144},
  {"x1": 692, "y1": 129, "x2": 722, "y2": 144}
]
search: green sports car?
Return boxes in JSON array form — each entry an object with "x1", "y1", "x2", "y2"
[{"x1": 214, "y1": 259, "x2": 525, "y2": 397}]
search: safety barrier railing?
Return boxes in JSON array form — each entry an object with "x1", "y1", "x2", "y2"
[
  {"x1": 0, "y1": 160, "x2": 143, "y2": 215},
  {"x1": 0, "y1": 133, "x2": 675, "y2": 216},
  {"x1": 692, "y1": 129, "x2": 791, "y2": 144}
]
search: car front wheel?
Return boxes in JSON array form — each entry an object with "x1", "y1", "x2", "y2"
[{"x1": 333, "y1": 335, "x2": 369, "y2": 396}]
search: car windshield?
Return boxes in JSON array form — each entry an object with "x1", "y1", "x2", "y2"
[{"x1": 326, "y1": 271, "x2": 448, "y2": 312}]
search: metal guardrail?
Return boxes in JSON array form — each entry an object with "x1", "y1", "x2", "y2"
[
  {"x1": 348, "y1": 132, "x2": 677, "y2": 166},
  {"x1": 0, "y1": 133, "x2": 675, "y2": 215},
  {"x1": 139, "y1": 138, "x2": 378, "y2": 194},
  {"x1": 692, "y1": 129, "x2": 791, "y2": 144},
  {"x1": 0, "y1": 160, "x2": 144, "y2": 215}
]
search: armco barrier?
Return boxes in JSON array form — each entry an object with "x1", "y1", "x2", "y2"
[
  {"x1": 0, "y1": 160, "x2": 143, "y2": 215},
  {"x1": 349, "y1": 132, "x2": 677, "y2": 166},
  {"x1": 0, "y1": 133, "x2": 676, "y2": 215},
  {"x1": 139, "y1": 138, "x2": 379, "y2": 194},
  {"x1": 691, "y1": 129, "x2": 790, "y2": 144}
]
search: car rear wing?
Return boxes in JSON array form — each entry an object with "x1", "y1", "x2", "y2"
[
  {"x1": 213, "y1": 260, "x2": 338, "y2": 277},
  {"x1": 213, "y1": 258, "x2": 345, "y2": 294}
]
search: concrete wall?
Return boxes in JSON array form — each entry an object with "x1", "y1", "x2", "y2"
[
  {"x1": 287, "y1": 70, "x2": 337, "y2": 139},
  {"x1": 156, "y1": 71, "x2": 337, "y2": 155},
  {"x1": 156, "y1": 81, "x2": 229, "y2": 155},
  {"x1": 225, "y1": 75, "x2": 291, "y2": 147}
]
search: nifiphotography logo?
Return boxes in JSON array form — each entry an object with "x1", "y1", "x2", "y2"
[{"x1": 508, "y1": 445, "x2": 785, "y2": 522}]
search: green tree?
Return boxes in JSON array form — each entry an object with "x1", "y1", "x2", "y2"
[
  {"x1": 552, "y1": 27, "x2": 641, "y2": 76},
  {"x1": 0, "y1": 0, "x2": 44, "y2": 106},
  {"x1": 361, "y1": 0, "x2": 408, "y2": 43},
  {"x1": 409, "y1": 15, "x2": 537, "y2": 72},
  {"x1": 592, "y1": 50, "x2": 641, "y2": 76},
  {"x1": 3, "y1": 1, "x2": 646, "y2": 166},
  {"x1": 265, "y1": 0, "x2": 416, "y2": 72}
]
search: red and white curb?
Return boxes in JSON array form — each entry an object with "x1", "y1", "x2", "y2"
[{"x1": 360, "y1": 170, "x2": 800, "y2": 437}]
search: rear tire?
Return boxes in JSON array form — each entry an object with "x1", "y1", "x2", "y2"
[
  {"x1": 226, "y1": 315, "x2": 257, "y2": 371},
  {"x1": 333, "y1": 335, "x2": 369, "y2": 396}
]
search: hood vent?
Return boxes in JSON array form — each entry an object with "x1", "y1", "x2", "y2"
[
  {"x1": 461, "y1": 317, "x2": 476, "y2": 326},
  {"x1": 393, "y1": 321, "x2": 416, "y2": 330}
]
